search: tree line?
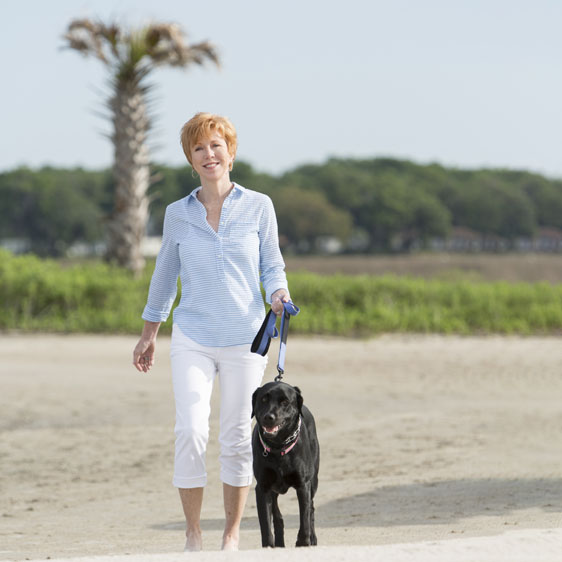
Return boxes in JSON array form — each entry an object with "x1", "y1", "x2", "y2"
[{"x1": 1, "y1": 158, "x2": 562, "y2": 257}]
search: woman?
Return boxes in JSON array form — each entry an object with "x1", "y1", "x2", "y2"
[{"x1": 132, "y1": 112, "x2": 289, "y2": 551}]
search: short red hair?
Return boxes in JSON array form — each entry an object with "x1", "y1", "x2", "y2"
[{"x1": 180, "y1": 112, "x2": 238, "y2": 166}]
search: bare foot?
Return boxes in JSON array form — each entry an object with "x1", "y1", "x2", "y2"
[
  {"x1": 221, "y1": 533, "x2": 239, "y2": 551},
  {"x1": 184, "y1": 529, "x2": 202, "y2": 552}
]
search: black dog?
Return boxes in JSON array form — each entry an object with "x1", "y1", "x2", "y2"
[{"x1": 251, "y1": 381, "x2": 320, "y2": 547}]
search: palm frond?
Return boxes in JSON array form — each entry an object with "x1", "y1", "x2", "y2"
[
  {"x1": 180, "y1": 40, "x2": 220, "y2": 68},
  {"x1": 64, "y1": 19, "x2": 219, "y2": 77},
  {"x1": 63, "y1": 18, "x2": 110, "y2": 63},
  {"x1": 144, "y1": 23, "x2": 220, "y2": 69}
]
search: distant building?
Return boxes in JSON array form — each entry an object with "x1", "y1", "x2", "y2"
[
  {"x1": 0, "y1": 238, "x2": 31, "y2": 254},
  {"x1": 533, "y1": 228, "x2": 562, "y2": 252},
  {"x1": 429, "y1": 227, "x2": 562, "y2": 253},
  {"x1": 140, "y1": 236, "x2": 162, "y2": 257}
]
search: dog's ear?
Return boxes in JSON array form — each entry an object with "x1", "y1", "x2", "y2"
[
  {"x1": 251, "y1": 388, "x2": 258, "y2": 419},
  {"x1": 293, "y1": 386, "x2": 303, "y2": 414}
]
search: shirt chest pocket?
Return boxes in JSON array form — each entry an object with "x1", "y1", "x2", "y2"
[
  {"x1": 227, "y1": 222, "x2": 259, "y2": 252},
  {"x1": 228, "y1": 222, "x2": 258, "y2": 245}
]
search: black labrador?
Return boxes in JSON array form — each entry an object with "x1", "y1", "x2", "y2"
[{"x1": 251, "y1": 381, "x2": 320, "y2": 547}]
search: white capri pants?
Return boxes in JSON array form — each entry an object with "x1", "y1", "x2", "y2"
[{"x1": 170, "y1": 324, "x2": 267, "y2": 489}]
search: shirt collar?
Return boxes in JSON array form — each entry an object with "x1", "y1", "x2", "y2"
[{"x1": 187, "y1": 182, "x2": 245, "y2": 201}]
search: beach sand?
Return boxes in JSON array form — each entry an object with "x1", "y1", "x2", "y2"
[{"x1": 1, "y1": 334, "x2": 561, "y2": 560}]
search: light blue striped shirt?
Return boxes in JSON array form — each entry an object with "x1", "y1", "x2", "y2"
[{"x1": 142, "y1": 183, "x2": 288, "y2": 347}]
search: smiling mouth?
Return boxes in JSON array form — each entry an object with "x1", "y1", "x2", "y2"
[
  {"x1": 262, "y1": 422, "x2": 284, "y2": 436},
  {"x1": 203, "y1": 162, "x2": 219, "y2": 169}
]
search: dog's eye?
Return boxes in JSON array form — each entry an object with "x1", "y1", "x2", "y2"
[
  {"x1": 280, "y1": 398, "x2": 290, "y2": 406},
  {"x1": 261, "y1": 395, "x2": 269, "y2": 403}
]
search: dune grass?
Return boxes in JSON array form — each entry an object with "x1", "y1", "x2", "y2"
[{"x1": 1, "y1": 250, "x2": 561, "y2": 336}]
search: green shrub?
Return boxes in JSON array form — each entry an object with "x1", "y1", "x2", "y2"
[
  {"x1": 286, "y1": 272, "x2": 562, "y2": 336},
  {"x1": 1, "y1": 249, "x2": 561, "y2": 336}
]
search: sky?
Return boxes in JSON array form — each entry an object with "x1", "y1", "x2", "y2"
[{"x1": 3, "y1": 0, "x2": 562, "y2": 178}]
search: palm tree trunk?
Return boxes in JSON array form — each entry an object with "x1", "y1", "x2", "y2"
[{"x1": 105, "y1": 80, "x2": 150, "y2": 276}]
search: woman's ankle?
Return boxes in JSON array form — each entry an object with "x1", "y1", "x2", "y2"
[
  {"x1": 185, "y1": 527, "x2": 202, "y2": 552},
  {"x1": 221, "y1": 531, "x2": 239, "y2": 551}
]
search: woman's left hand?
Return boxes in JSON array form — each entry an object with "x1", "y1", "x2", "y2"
[{"x1": 271, "y1": 289, "x2": 290, "y2": 316}]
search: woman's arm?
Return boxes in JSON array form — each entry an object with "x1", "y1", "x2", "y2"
[
  {"x1": 134, "y1": 205, "x2": 181, "y2": 372},
  {"x1": 142, "y1": 207, "x2": 181, "y2": 323},
  {"x1": 259, "y1": 196, "x2": 290, "y2": 312},
  {"x1": 133, "y1": 320, "x2": 161, "y2": 373}
]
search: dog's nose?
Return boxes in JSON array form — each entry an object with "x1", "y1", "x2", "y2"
[{"x1": 264, "y1": 413, "x2": 275, "y2": 424}]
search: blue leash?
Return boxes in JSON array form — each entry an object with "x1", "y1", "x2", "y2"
[
  {"x1": 251, "y1": 301, "x2": 300, "y2": 381},
  {"x1": 276, "y1": 301, "x2": 300, "y2": 380}
]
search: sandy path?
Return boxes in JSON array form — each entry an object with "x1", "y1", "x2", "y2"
[{"x1": 1, "y1": 334, "x2": 561, "y2": 560}]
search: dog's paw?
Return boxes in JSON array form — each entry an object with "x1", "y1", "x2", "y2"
[{"x1": 296, "y1": 536, "x2": 312, "y2": 547}]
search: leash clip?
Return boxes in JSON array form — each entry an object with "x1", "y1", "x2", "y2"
[{"x1": 275, "y1": 367, "x2": 284, "y2": 382}]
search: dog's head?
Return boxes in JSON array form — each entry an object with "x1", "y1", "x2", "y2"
[{"x1": 251, "y1": 382, "x2": 303, "y2": 437}]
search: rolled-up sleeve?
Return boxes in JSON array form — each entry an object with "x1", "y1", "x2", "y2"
[
  {"x1": 259, "y1": 196, "x2": 289, "y2": 303},
  {"x1": 142, "y1": 208, "x2": 180, "y2": 322}
]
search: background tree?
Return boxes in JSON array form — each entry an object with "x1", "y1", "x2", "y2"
[
  {"x1": 519, "y1": 174, "x2": 562, "y2": 229},
  {"x1": 63, "y1": 19, "x2": 219, "y2": 275},
  {"x1": 4, "y1": 158, "x2": 562, "y2": 256},
  {"x1": 271, "y1": 187, "x2": 353, "y2": 253},
  {"x1": 0, "y1": 167, "x2": 108, "y2": 256}
]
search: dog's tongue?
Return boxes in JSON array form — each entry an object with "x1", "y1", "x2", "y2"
[{"x1": 263, "y1": 425, "x2": 280, "y2": 435}]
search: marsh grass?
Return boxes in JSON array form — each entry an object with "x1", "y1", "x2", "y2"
[{"x1": 1, "y1": 250, "x2": 561, "y2": 336}]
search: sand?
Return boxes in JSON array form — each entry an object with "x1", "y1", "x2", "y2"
[{"x1": 1, "y1": 334, "x2": 562, "y2": 560}]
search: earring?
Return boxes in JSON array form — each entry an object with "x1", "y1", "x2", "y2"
[{"x1": 191, "y1": 168, "x2": 198, "y2": 178}]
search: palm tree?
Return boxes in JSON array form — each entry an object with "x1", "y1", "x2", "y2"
[{"x1": 63, "y1": 19, "x2": 219, "y2": 275}]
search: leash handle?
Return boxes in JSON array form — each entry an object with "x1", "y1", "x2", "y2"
[
  {"x1": 275, "y1": 301, "x2": 300, "y2": 381},
  {"x1": 250, "y1": 310, "x2": 278, "y2": 356}
]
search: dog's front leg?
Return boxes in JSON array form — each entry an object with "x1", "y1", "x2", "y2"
[
  {"x1": 272, "y1": 492, "x2": 285, "y2": 547},
  {"x1": 295, "y1": 482, "x2": 313, "y2": 547},
  {"x1": 255, "y1": 485, "x2": 275, "y2": 548}
]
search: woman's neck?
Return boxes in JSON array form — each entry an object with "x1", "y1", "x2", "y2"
[{"x1": 198, "y1": 176, "x2": 233, "y2": 204}]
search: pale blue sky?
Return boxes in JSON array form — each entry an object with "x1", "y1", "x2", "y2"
[{"x1": 3, "y1": 0, "x2": 561, "y2": 178}]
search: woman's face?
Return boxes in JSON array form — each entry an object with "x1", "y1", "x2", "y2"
[{"x1": 190, "y1": 132, "x2": 233, "y2": 182}]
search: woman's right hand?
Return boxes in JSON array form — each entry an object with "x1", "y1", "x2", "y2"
[
  {"x1": 133, "y1": 321, "x2": 161, "y2": 373},
  {"x1": 133, "y1": 338, "x2": 155, "y2": 373}
]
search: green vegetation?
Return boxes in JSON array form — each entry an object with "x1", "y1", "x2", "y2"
[
  {"x1": 2, "y1": 250, "x2": 561, "y2": 336},
  {"x1": 2, "y1": 158, "x2": 562, "y2": 257},
  {"x1": 0, "y1": 167, "x2": 112, "y2": 256},
  {"x1": 0, "y1": 250, "x2": 152, "y2": 333}
]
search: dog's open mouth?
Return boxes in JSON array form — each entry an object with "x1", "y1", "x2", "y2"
[{"x1": 262, "y1": 422, "x2": 284, "y2": 436}]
